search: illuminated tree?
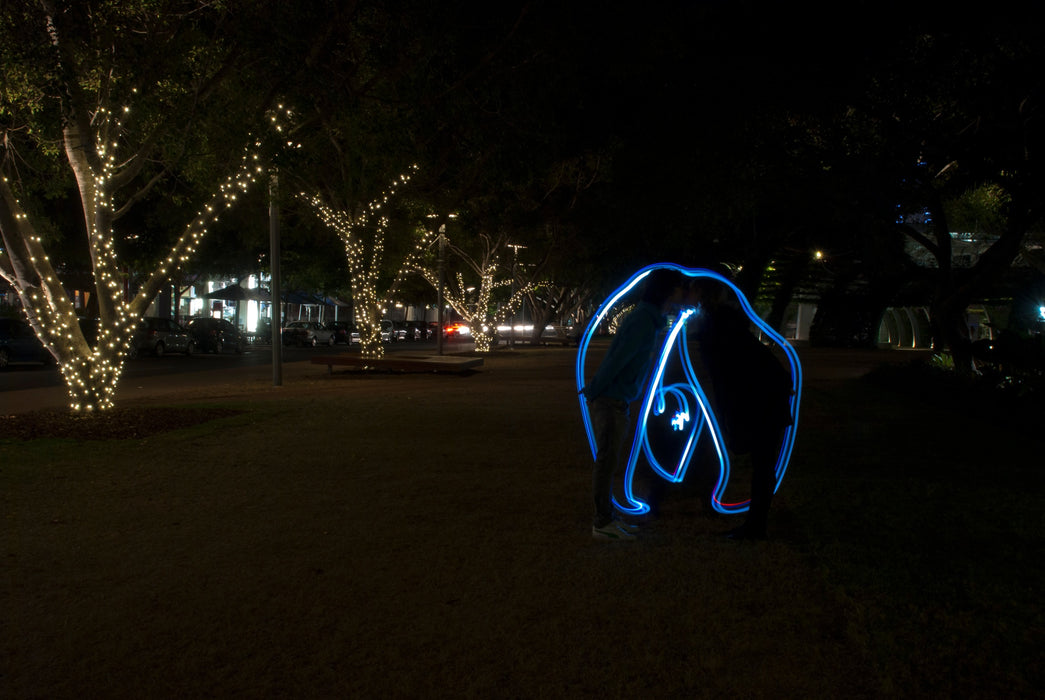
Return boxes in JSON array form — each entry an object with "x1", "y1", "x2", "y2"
[
  {"x1": 0, "y1": 1, "x2": 305, "y2": 410},
  {"x1": 302, "y1": 167, "x2": 418, "y2": 359},
  {"x1": 402, "y1": 225, "x2": 529, "y2": 352},
  {"x1": 506, "y1": 222, "x2": 600, "y2": 345}
]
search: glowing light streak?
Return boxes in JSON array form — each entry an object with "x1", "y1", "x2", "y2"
[{"x1": 576, "y1": 264, "x2": 803, "y2": 516}]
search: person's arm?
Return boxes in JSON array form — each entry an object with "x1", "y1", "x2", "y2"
[{"x1": 582, "y1": 313, "x2": 652, "y2": 398}]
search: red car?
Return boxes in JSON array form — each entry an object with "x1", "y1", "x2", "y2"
[{"x1": 443, "y1": 322, "x2": 470, "y2": 338}]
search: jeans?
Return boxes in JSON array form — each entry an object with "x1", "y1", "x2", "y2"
[
  {"x1": 742, "y1": 428, "x2": 785, "y2": 536},
  {"x1": 590, "y1": 396, "x2": 630, "y2": 528}
]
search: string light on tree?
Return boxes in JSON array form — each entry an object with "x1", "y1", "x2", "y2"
[
  {"x1": 301, "y1": 165, "x2": 418, "y2": 360},
  {"x1": 0, "y1": 104, "x2": 298, "y2": 411},
  {"x1": 398, "y1": 226, "x2": 531, "y2": 352}
]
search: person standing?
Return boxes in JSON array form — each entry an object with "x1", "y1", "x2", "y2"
[
  {"x1": 581, "y1": 269, "x2": 685, "y2": 541},
  {"x1": 688, "y1": 277, "x2": 793, "y2": 540}
]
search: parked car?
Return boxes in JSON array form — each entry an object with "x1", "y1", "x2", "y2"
[
  {"x1": 405, "y1": 320, "x2": 430, "y2": 340},
  {"x1": 187, "y1": 317, "x2": 245, "y2": 354},
  {"x1": 282, "y1": 320, "x2": 335, "y2": 347},
  {"x1": 0, "y1": 318, "x2": 53, "y2": 368},
  {"x1": 389, "y1": 321, "x2": 409, "y2": 342},
  {"x1": 130, "y1": 317, "x2": 195, "y2": 357},
  {"x1": 325, "y1": 321, "x2": 353, "y2": 345},
  {"x1": 349, "y1": 321, "x2": 392, "y2": 344},
  {"x1": 255, "y1": 318, "x2": 273, "y2": 343}
]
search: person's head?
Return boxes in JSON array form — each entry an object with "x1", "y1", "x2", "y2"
[
  {"x1": 686, "y1": 274, "x2": 734, "y2": 312},
  {"x1": 640, "y1": 268, "x2": 685, "y2": 311}
]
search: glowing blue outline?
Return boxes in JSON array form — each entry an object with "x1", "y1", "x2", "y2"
[{"x1": 577, "y1": 263, "x2": 803, "y2": 516}]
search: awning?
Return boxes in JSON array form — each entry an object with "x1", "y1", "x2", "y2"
[
  {"x1": 202, "y1": 284, "x2": 271, "y2": 302},
  {"x1": 281, "y1": 291, "x2": 317, "y2": 305}
]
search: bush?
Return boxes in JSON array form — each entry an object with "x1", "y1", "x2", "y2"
[{"x1": 866, "y1": 353, "x2": 1045, "y2": 433}]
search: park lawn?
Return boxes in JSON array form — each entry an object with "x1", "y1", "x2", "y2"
[{"x1": 1, "y1": 347, "x2": 1040, "y2": 698}]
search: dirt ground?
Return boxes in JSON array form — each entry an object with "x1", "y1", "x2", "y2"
[{"x1": 5, "y1": 344, "x2": 1028, "y2": 698}]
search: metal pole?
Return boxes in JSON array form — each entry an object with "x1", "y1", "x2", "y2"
[
  {"x1": 510, "y1": 247, "x2": 517, "y2": 348},
  {"x1": 437, "y1": 225, "x2": 445, "y2": 356},
  {"x1": 269, "y1": 171, "x2": 282, "y2": 386},
  {"x1": 508, "y1": 243, "x2": 526, "y2": 348}
]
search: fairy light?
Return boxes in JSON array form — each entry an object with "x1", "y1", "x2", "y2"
[
  {"x1": 398, "y1": 226, "x2": 531, "y2": 352},
  {"x1": 0, "y1": 103, "x2": 297, "y2": 411},
  {"x1": 301, "y1": 165, "x2": 418, "y2": 360},
  {"x1": 575, "y1": 263, "x2": 803, "y2": 516}
]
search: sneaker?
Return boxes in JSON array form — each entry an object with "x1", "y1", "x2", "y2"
[{"x1": 592, "y1": 521, "x2": 637, "y2": 541}]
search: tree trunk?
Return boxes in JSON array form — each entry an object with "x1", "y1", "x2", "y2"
[
  {"x1": 528, "y1": 304, "x2": 556, "y2": 345},
  {"x1": 58, "y1": 355, "x2": 127, "y2": 412},
  {"x1": 919, "y1": 190, "x2": 1035, "y2": 375},
  {"x1": 931, "y1": 295, "x2": 976, "y2": 372},
  {"x1": 353, "y1": 281, "x2": 385, "y2": 360},
  {"x1": 765, "y1": 257, "x2": 808, "y2": 334}
]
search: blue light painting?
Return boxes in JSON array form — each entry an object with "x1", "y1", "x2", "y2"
[{"x1": 576, "y1": 264, "x2": 803, "y2": 516}]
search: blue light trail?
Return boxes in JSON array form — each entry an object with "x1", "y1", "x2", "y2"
[{"x1": 576, "y1": 264, "x2": 803, "y2": 515}]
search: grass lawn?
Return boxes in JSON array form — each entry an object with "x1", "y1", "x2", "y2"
[{"x1": 2, "y1": 346, "x2": 1041, "y2": 698}]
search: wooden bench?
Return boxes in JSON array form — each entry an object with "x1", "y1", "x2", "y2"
[{"x1": 311, "y1": 353, "x2": 484, "y2": 374}]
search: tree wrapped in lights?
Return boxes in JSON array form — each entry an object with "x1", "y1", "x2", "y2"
[
  {"x1": 401, "y1": 226, "x2": 531, "y2": 353},
  {"x1": 302, "y1": 166, "x2": 418, "y2": 360},
  {"x1": 0, "y1": 2, "x2": 301, "y2": 411},
  {"x1": 1, "y1": 110, "x2": 290, "y2": 410}
]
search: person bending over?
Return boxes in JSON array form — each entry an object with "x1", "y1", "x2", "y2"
[{"x1": 581, "y1": 269, "x2": 684, "y2": 541}]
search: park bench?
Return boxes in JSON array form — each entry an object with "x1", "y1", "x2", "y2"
[{"x1": 310, "y1": 353, "x2": 484, "y2": 374}]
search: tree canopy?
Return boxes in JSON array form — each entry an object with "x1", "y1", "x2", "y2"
[{"x1": 3, "y1": 0, "x2": 1043, "y2": 394}]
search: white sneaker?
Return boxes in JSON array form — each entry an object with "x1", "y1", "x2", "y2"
[
  {"x1": 613, "y1": 519, "x2": 640, "y2": 532},
  {"x1": 592, "y1": 521, "x2": 637, "y2": 541}
]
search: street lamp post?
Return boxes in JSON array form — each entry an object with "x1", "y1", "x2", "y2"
[
  {"x1": 507, "y1": 243, "x2": 526, "y2": 348},
  {"x1": 269, "y1": 170, "x2": 282, "y2": 387},
  {"x1": 437, "y1": 224, "x2": 446, "y2": 356}
]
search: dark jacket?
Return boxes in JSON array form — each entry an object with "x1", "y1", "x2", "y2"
[
  {"x1": 692, "y1": 305, "x2": 793, "y2": 453},
  {"x1": 583, "y1": 301, "x2": 665, "y2": 403}
]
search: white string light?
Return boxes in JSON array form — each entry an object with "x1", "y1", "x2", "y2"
[
  {"x1": 0, "y1": 105, "x2": 297, "y2": 411},
  {"x1": 399, "y1": 227, "x2": 531, "y2": 353},
  {"x1": 301, "y1": 165, "x2": 418, "y2": 360}
]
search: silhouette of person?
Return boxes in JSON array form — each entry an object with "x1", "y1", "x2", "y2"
[
  {"x1": 581, "y1": 268, "x2": 685, "y2": 541},
  {"x1": 687, "y1": 276, "x2": 793, "y2": 540}
]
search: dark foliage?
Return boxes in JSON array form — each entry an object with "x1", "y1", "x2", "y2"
[{"x1": 865, "y1": 355, "x2": 1045, "y2": 435}]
